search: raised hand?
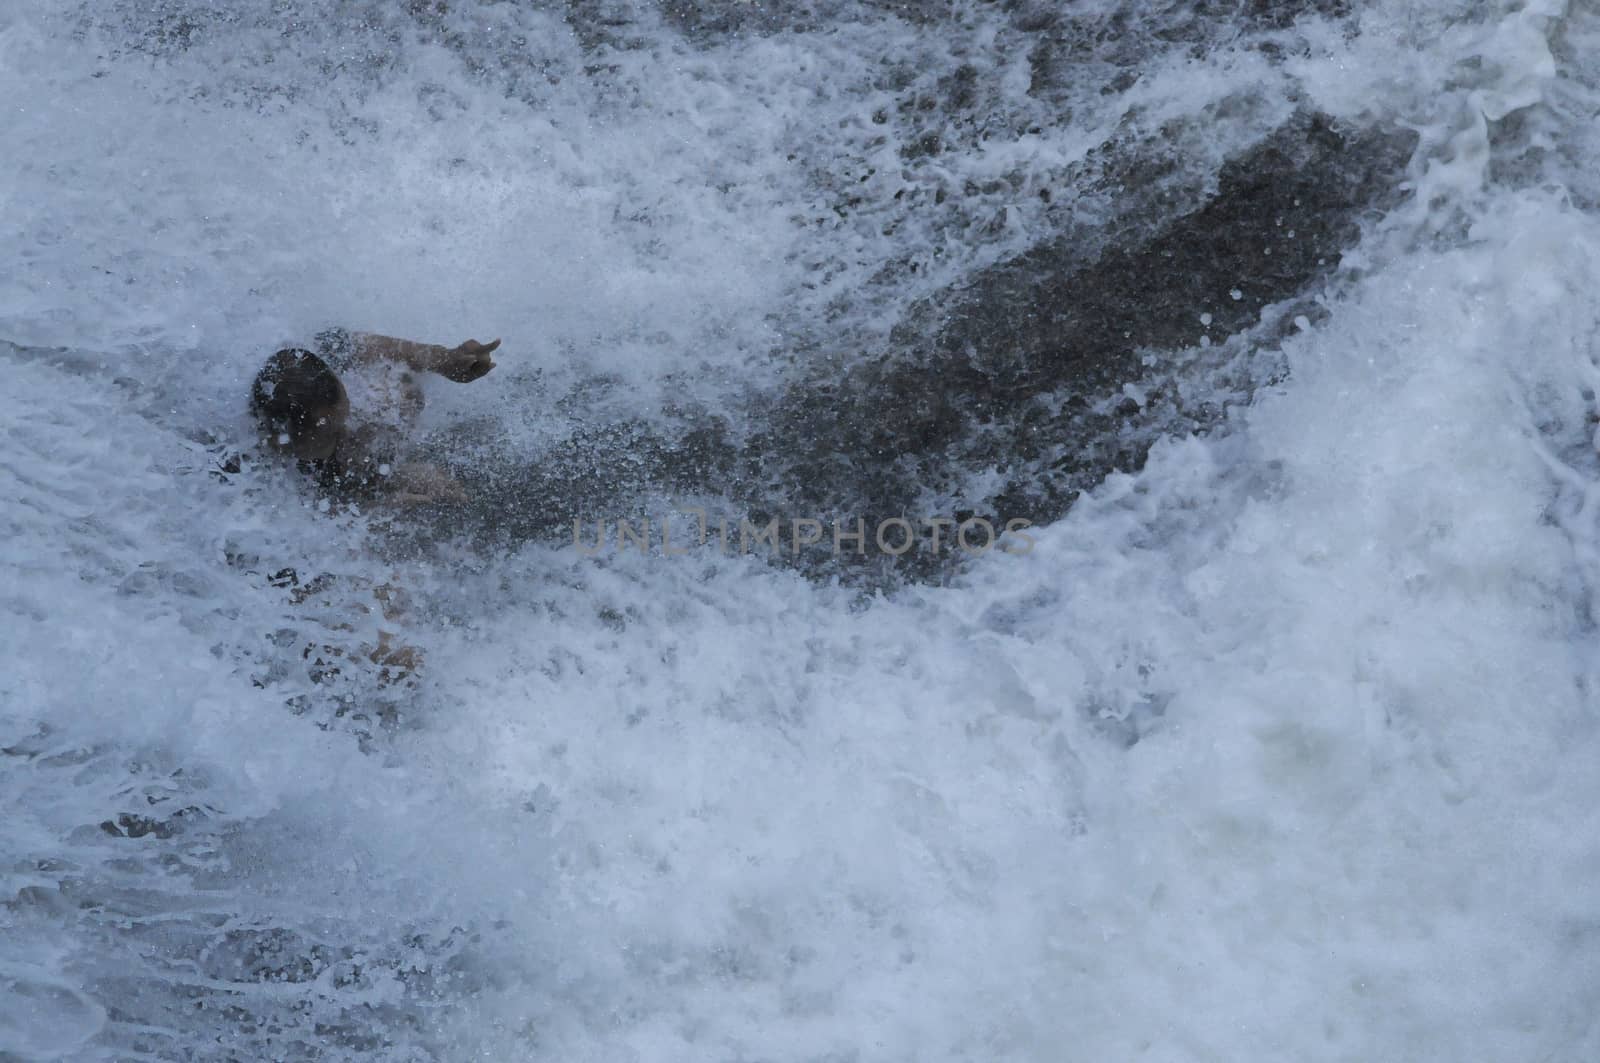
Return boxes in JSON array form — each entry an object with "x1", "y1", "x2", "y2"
[{"x1": 436, "y1": 338, "x2": 502, "y2": 383}]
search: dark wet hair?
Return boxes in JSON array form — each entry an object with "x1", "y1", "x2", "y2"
[{"x1": 250, "y1": 348, "x2": 343, "y2": 441}]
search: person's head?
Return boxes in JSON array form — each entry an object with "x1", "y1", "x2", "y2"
[{"x1": 250, "y1": 348, "x2": 349, "y2": 461}]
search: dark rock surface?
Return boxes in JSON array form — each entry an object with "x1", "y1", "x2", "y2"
[
  {"x1": 736, "y1": 112, "x2": 1417, "y2": 567},
  {"x1": 652, "y1": 0, "x2": 1355, "y2": 47}
]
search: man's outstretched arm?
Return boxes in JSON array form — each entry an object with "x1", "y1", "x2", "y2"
[{"x1": 350, "y1": 333, "x2": 502, "y2": 382}]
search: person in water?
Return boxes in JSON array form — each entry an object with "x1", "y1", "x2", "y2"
[
  {"x1": 249, "y1": 327, "x2": 501, "y2": 505},
  {"x1": 247, "y1": 329, "x2": 502, "y2": 690}
]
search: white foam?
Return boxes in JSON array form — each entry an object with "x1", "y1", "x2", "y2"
[{"x1": 5, "y1": 0, "x2": 1600, "y2": 1059}]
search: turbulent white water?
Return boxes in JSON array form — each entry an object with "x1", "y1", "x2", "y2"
[{"x1": 5, "y1": 1, "x2": 1600, "y2": 1059}]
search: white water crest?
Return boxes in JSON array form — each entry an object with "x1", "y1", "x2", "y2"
[{"x1": 4, "y1": 0, "x2": 1600, "y2": 1059}]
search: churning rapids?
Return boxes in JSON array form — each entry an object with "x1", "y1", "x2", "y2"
[{"x1": 5, "y1": 1, "x2": 1600, "y2": 1059}]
